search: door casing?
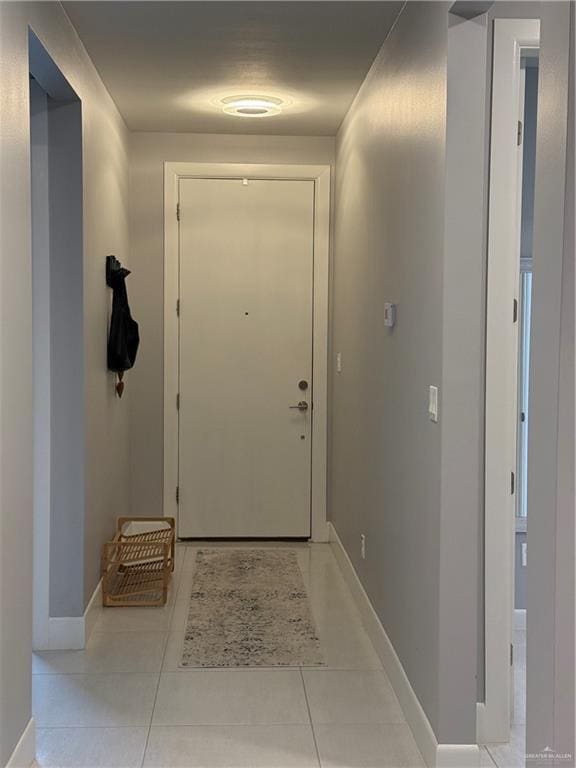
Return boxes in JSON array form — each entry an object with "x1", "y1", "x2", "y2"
[
  {"x1": 480, "y1": 18, "x2": 540, "y2": 745},
  {"x1": 163, "y1": 162, "x2": 330, "y2": 542}
]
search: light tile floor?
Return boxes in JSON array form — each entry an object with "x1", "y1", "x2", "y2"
[
  {"x1": 481, "y1": 629, "x2": 527, "y2": 768},
  {"x1": 33, "y1": 542, "x2": 425, "y2": 767}
]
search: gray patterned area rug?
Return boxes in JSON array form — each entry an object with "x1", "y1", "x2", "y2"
[{"x1": 180, "y1": 549, "x2": 324, "y2": 667}]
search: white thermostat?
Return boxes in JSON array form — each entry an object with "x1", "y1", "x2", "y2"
[
  {"x1": 384, "y1": 302, "x2": 396, "y2": 328},
  {"x1": 428, "y1": 385, "x2": 439, "y2": 423}
]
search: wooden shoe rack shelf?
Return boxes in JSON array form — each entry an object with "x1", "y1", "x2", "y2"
[{"x1": 101, "y1": 517, "x2": 175, "y2": 607}]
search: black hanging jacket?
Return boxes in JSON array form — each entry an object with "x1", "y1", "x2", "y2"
[{"x1": 107, "y1": 267, "x2": 140, "y2": 373}]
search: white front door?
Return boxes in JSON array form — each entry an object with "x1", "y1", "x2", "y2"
[{"x1": 178, "y1": 177, "x2": 314, "y2": 538}]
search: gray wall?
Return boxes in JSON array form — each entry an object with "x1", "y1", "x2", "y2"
[
  {"x1": 30, "y1": 79, "x2": 53, "y2": 645},
  {"x1": 30, "y1": 65, "x2": 86, "y2": 620},
  {"x1": 526, "y1": 2, "x2": 574, "y2": 763},
  {"x1": 128, "y1": 132, "x2": 335, "y2": 520},
  {"x1": 0, "y1": 2, "x2": 131, "y2": 762},
  {"x1": 47, "y1": 97, "x2": 85, "y2": 618},
  {"x1": 331, "y1": 1, "x2": 480, "y2": 744}
]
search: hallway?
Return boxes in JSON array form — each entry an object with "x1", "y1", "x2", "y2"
[
  {"x1": 32, "y1": 543, "x2": 424, "y2": 768},
  {"x1": 0, "y1": 2, "x2": 573, "y2": 767}
]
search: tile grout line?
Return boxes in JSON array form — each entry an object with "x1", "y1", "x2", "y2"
[
  {"x1": 299, "y1": 668, "x2": 322, "y2": 768},
  {"x1": 482, "y1": 747, "x2": 499, "y2": 768},
  {"x1": 139, "y1": 676, "x2": 158, "y2": 768},
  {"x1": 35, "y1": 725, "x2": 150, "y2": 730},
  {"x1": 139, "y1": 543, "x2": 195, "y2": 764},
  {"x1": 138, "y1": 549, "x2": 185, "y2": 768},
  {"x1": 485, "y1": 746, "x2": 502, "y2": 768}
]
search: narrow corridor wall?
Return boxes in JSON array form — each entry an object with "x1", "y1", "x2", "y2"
[
  {"x1": 0, "y1": 2, "x2": 130, "y2": 762},
  {"x1": 330, "y1": 0, "x2": 480, "y2": 747}
]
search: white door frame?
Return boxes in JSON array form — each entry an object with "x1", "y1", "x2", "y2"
[
  {"x1": 163, "y1": 162, "x2": 330, "y2": 542},
  {"x1": 480, "y1": 18, "x2": 540, "y2": 745}
]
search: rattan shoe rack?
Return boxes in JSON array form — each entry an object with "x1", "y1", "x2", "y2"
[{"x1": 101, "y1": 517, "x2": 176, "y2": 607}]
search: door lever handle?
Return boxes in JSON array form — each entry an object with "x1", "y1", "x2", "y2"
[{"x1": 289, "y1": 401, "x2": 309, "y2": 412}]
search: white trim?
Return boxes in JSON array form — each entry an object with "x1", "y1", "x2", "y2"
[
  {"x1": 476, "y1": 703, "x2": 487, "y2": 747},
  {"x1": 435, "y1": 745, "x2": 481, "y2": 768},
  {"x1": 46, "y1": 617, "x2": 85, "y2": 651},
  {"x1": 328, "y1": 523, "x2": 480, "y2": 768},
  {"x1": 83, "y1": 578, "x2": 102, "y2": 645},
  {"x1": 36, "y1": 579, "x2": 102, "y2": 651},
  {"x1": 163, "y1": 162, "x2": 330, "y2": 542},
  {"x1": 482, "y1": 18, "x2": 540, "y2": 746},
  {"x1": 6, "y1": 718, "x2": 35, "y2": 768},
  {"x1": 514, "y1": 608, "x2": 526, "y2": 631}
]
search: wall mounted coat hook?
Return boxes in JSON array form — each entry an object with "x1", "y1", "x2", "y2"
[
  {"x1": 106, "y1": 255, "x2": 139, "y2": 397},
  {"x1": 106, "y1": 254, "x2": 130, "y2": 286}
]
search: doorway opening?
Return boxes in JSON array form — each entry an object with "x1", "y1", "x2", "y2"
[
  {"x1": 482, "y1": 18, "x2": 540, "y2": 761},
  {"x1": 512, "y1": 47, "x2": 539, "y2": 744},
  {"x1": 29, "y1": 29, "x2": 85, "y2": 651}
]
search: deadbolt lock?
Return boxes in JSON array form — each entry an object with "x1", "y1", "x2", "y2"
[{"x1": 298, "y1": 380, "x2": 309, "y2": 391}]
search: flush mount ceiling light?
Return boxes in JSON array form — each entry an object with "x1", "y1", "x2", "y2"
[{"x1": 221, "y1": 95, "x2": 284, "y2": 118}]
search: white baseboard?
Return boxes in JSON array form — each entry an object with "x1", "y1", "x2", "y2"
[
  {"x1": 311, "y1": 520, "x2": 330, "y2": 543},
  {"x1": 514, "y1": 608, "x2": 526, "y2": 631},
  {"x1": 6, "y1": 717, "x2": 35, "y2": 767},
  {"x1": 39, "y1": 579, "x2": 102, "y2": 651},
  {"x1": 476, "y1": 702, "x2": 488, "y2": 746},
  {"x1": 328, "y1": 523, "x2": 480, "y2": 768},
  {"x1": 46, "y1": 616, "x2": 85, "y2": 650},
  {"x1": 84, "y1": 579, "x2": 102, "y2": 644},
  {"x1": 436, "y1": 744, "x2": 481, "y2": 768}
]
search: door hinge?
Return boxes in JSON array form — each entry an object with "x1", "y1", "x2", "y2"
[
  {"x1": 511, "y1": 471, "x2": 515, "y2": 494},
  {"x1": 517, "y1": 120, "x2": 523, "y2": 146},
  {"x1": 513, "y1": 298, "x2": 518, "y2": 323},
  {"x1": 176, "y1": 393, "x2": 180, "y2": 411},
  {"x1": 510, "y1": 643, "x2": 514, "y2": 666},
  {"x1": 176, "y1": 486, "x2": 180, "y2": 505},
  {"x1": 176, "y1": 299, "x2": 180, "y2": 317},
  {"x1": 176, "y1": 202, "x2": 180, "y2": 222}
]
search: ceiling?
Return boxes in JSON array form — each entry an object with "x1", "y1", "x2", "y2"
[{"x1": 63, "y1": 2, "x2": 403, "y2": 135}]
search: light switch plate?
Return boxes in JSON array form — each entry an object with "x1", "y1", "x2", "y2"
[
  {"x1": 336, "y1": 352, "x2": 342, "y2": 373},
  {"x1": 428, "y1": 386, "x2": 439, "y2": 422},
  {"x1": 384, "y1": 302, "x2": 396, "y2": 328}
]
